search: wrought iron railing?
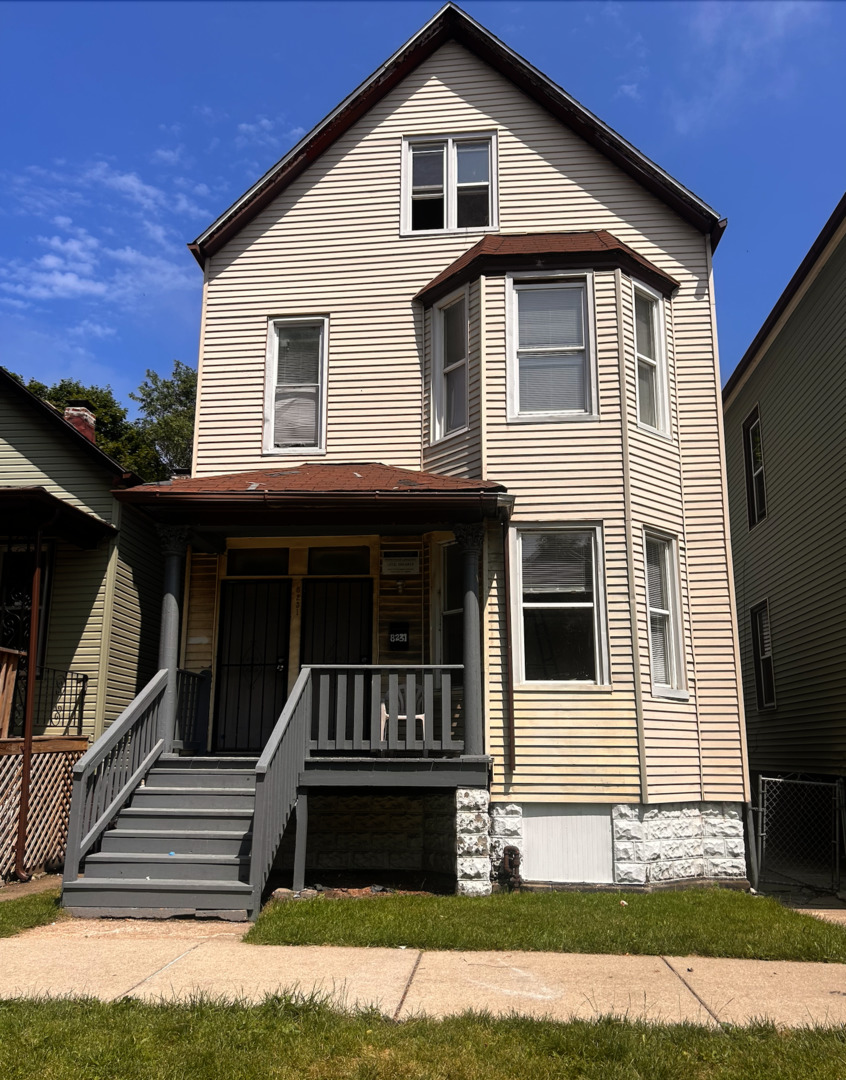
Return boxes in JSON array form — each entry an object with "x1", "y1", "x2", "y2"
[
  {"x1": 249, "y1": 667, "x2": 313, "y2": 915},
  {"x1": 306, "y1": 664, "x2": 464, "y2": 755},
  {"x1": 9, "y1": 665, "x2": 88, "y2": 736},
  {"x1": 63, "y1": 669, "x2": 168, "y2": 884},
  {"x1": 174, "y1": 668, "x2": 211, "y2": 753}
]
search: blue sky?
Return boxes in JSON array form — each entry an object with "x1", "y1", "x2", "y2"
[{"x1": 3, "y1": 1, "x2": 845, "y2": 411}]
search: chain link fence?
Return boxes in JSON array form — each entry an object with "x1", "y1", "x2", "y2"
[{"x1": 756, "y1": 776, "x2": 844, "y2": 892}]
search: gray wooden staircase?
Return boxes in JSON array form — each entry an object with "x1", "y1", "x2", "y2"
[{"x1": 63, "y1": 757, "x2": 258, "y2": 920}]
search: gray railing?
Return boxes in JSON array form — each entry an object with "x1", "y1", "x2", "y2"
[
  {"x1": 63, "y1": 669, "x2": 168, "y2": 883},
  {"x1": 307, "y1": 664, "x2": 464, "y2": 755},
  {"x1": 174, "y1": 668, "x2": 211, "y2": 752},
  {"x1": 249, "y1": 667, "x2": 313, "y2": 914}
]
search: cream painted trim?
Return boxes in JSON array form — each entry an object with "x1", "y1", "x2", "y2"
[
  {"x1": 190, "y1": 260, "x2": 210, "y2": 477},
  {"x1": 179, "y1": 547, "x2": 193, "y2": 669},
  {"x1": 479, "y1": 274, "x2": 488, "y2": 480},
  {"x1": 615, "y1": 269, "x2": 648, "y2": 803},
  {"x1": 723, "y1": 215, "x2": 846, "y2": 412},
  {"x1": 707, "y1": 237, "x2": 751, "y2": 802},
  {"x1": 505, "y1": 271, "x2": 599, "y2": 422}
]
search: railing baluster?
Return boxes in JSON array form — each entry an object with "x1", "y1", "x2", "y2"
[
  {"x1": 353, "y1": 673, "x2": 364, "y2": 750},
  {"x1": 318, "y1": 673, "x2": 331, "y2": 750},
  {"x1": 423, "y1": 672, "x2": 435, "y2": 752},
  {"x1": 388, "y1": 672, "x2": 400, "y2": 750},
  {"x1": 371, "y1": 672, "x2": 382, "y2": 750},
  {"x1": 406, "y1": 673, "x2": 422, "y2": 751},
  {"x1": 336, "y1": 672, "x2": 351, "y2": 750}
]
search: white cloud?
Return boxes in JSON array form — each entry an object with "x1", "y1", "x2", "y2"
[
  {"x1": 234, "y1": 114, "x2": 306, "y2": 152},
  {"x1": 617, "y1": 83, "x2": 641, "y2": 101},
  {"x1": 68, "y1": 319, "x2": 116, "y2": 339},
  {"x1": 152, "y1": 146, "x2": 185, "y2": 166},
  {"x1": 83, "y1": 162, "x2": 168, "y2": 212},
  {"x1": 671, "y1": 0, "x2": 825, "y2": 134}
]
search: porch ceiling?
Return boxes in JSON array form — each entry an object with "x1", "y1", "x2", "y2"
[
  {"x1": 0, "y1": 486, "x2": 117, "y2": 548},
  {"x1": 114, "y1": 463, "x2": 511, "y2": 528}
]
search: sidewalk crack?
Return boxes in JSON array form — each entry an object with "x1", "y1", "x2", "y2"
[
  {"x1": 120, "y1": 941, "x2": 204, "y2": 999},
  {"x1": 392, "y1": 951, "x2": 422, "y2": 1021},
  {"x1": 661, "y1": 956, "x2": 724, "y2": 1029}
]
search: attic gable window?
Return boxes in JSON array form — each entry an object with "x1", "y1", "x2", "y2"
[
  {"x1": 403, "y1": 134, "x2": 497, "y2": 235},
  {"x1": 265, "y1": 317, "x2": 328, "y2": 454}
]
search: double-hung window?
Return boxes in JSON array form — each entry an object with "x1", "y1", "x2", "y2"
[
  {"x1": 404, "y1": 134, "x2": 496, "y2": 233},
  {"x1": 509, "y1": 278, "x2": 595, "y2": 419},
  {"x1": 645, "y1": 532, "x2": 684, "y2": 695},
  {"x1": 750, "y1": 600, "x2": 776, "y2": 709},
  {"x1": 266, "y1": 317, "x2": 327, "y2": 452},
  {"x1": 433, "y1": 293, "x2": 468, "y2": 439},
  {"x1": 634, "y1": 284, "x2": 668, "y2": 433},
  {"x1": 517, "y1": 528, "x2": 606, "y2": 683},
  {"x1": 742, "y1": 406, "x2": 767, "y2": 527}
]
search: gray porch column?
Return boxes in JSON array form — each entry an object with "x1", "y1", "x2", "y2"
[
  {"x1": 157, "y1": 526, "x2": 190, "y2": 753},
  {"x1": 454, "y1": 522, "x2": 484, "y2": 758}
]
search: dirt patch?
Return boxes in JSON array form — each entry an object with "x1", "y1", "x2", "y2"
[{"x1": 0, "y1": 873, "x2": 62, "y2": 902}]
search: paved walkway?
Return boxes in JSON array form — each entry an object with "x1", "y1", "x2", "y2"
[{"x1": 3, "y1": 917, "x2": 846, "y2": 1027}]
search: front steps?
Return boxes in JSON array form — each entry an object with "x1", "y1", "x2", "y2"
[{"x1": 63, "y1": 757, "x2": 258, "y2": 920}]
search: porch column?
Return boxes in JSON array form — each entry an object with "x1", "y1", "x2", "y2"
[
  {"x1": 454, "y1": 522, "x2": 484, "y2": 758},
  {"x1": 157, "y1": 526, "x2": 190, "y2": 753}
]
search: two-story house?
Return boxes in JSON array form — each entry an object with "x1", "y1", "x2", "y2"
[
  {"x1": 723, "y1": 191, "x2": 846, "y2": 890},
  {"x1": 62, "y1": 4, "x2": 749, "y2": 919}
]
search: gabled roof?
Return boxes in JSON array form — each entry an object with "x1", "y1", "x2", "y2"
[
  {"x1": 0, "y1": 367, "x2": 143, "y2": 486},
  {"x1": 189, "y1": 3, "x2": 724, "y2": 267},
  {"x1": 415, "y1": 230, "x2": 680, "y2": 306},
  {"x1": 723, "y1": 191, "x2": 846, "y2": 408}
]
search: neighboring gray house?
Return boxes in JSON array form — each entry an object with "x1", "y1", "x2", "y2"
[{"x1": 723, "y1": 192, "x2": 846, "y2": 883}]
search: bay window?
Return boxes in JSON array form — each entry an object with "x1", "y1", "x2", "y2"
[
  {"x1": 634, "y1": 284, "x2": 668, "y2": 433},
  {"x1": 433, "y1": 292, "x2": 468, "y2": 439}
]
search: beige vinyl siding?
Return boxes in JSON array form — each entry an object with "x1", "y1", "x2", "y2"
[
  {"x1": 725, "y1": 235, "x2": 846, "y2": 776},
  {"x1": 105, "y1": 505, "x2": 162, "y2": 724},
  {"x1": 194, "y1": 40, "x2": 745, "y2": 803}
]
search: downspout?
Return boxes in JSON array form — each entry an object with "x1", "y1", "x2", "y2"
[
  {"x1": 14, "y1": 525, "x2": 45, "y2": 880},
  {"x1": 501, "y1": 516, "x2": 515, "y2": 773}
]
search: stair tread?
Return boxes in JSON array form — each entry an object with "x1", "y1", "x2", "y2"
[
  {"x1": 87, "y1": 852, "x2": 249, "y2": 863},
  {"x1": 64, "y1": 878, "x2": 252, "y2": 892},
  {"x1": 106, "y1": 829, "x2": 253, "y2": 838},
  {"x1": 120, "y1": 807, "x2": 254, "y2": 816},
  {"x1": 137, "y1": 786, "x2": 256, "y2": 795}
]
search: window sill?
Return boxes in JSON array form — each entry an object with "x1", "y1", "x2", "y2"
[
  {"x1": 507, "y1": 412, "x2": 599, "y2": 424},
  {"x1": 430, "y1": 424, "x2": 470, "y2": 447},
  {"x1": 651, "y1": 687, "x2": 690, "y2": 702},
  {"x1": 515, "y1": 682, "x2": 613, "y2": 693},
  {"x1": 401, "y1": 225, "x2": 499, "y2": 239},
  {"x1": 636, "y1": 421, "x2": 673, "y2": 443},
  {"x1": 263, "y1": 447, "x2": 327, "y2": 457}
]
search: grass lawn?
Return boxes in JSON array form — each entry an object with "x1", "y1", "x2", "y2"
[
  {"x1": 0, "y1": 888, "x2": 63, "y2": 939},
  {"x1": 246, "y1": 888, "x2": 846, "y2": 962},
  {"x1": 2, "y1": 996, "x2": 846, "y2": 1080}
]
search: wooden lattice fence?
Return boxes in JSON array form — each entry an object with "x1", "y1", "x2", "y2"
[{"x1": 0, "y1": 738, "x2": 87, "y2": 879}]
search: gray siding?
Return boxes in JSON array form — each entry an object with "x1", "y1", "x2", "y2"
[{"x1": 725, "y1": 234, "x2": 846, "y2": 775}]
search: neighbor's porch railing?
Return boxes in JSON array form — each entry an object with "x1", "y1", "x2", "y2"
[
  {"x1": 63, "y1": 668, "x2": 168, "y2": 884},
  {"x1": 307, "y1": 664, "x2": 464, "y2": 755},
  {"x1": 9, "y1": 665, "x2": 88, "y2": 737},
  {"x1": 249, "y1": 666, "x2": 313, "y2": 915}
]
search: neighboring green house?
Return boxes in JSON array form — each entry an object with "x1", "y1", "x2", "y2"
[
  {"x1": 723, "y1": 192, "x2": 846, "y2": 885},
  {"x1": 0, "y1": 368, "x2": 161, "y2": 743}
]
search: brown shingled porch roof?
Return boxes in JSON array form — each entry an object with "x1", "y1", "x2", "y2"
[
  {"x1": 414, "y1": 230, "x2": 680, "y2": 307},
  {"x1": 114, "y1": 462, "x2": 510, "y2": 528}
]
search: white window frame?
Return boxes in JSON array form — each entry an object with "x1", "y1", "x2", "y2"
[
  {"x1": 742, "y1": 404, "x2": 767, "y2": 529},
  {"x1": 431, "y1": 286, "x2": 469, "y2": 443},
  {"x1": 643, "y1": 529, "x2": 687, "y2": 699},
  {"x1": 509, "y1": 524, "x2": 610, "y2": 688},
  {"x1": 264, "y1": 316, "x2": 329, "y2": 455},
  {"x1": 750, "y1": 598, "x2": 776, "y2": 710},
  {"x1": 433, "y1": 539, "x2": 463, "y2": 664},
  {"x1": 506, "y1": 271, "x2": 598, "y2": 422},
  {"x1": 400, "y1": 132, "x2": 499, "y2": 236},
  {"x1": 633, "y1": 280, "x2": 670, "y2": 436}
]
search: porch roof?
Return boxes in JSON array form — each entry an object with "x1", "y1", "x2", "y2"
[
  {"x1": 0, "y1": 486, "x2": 117, "y2": 549},
  {"x1": 114, "y1": 462, "x2": 511, "y2": 528},
  {"x1": 414, "y1": 230, "x2": 681, "y2": 307}
]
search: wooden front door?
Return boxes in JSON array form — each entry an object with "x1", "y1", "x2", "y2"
[{"x1": 214, "y1": 579, "x2": 292, "y2": 753}]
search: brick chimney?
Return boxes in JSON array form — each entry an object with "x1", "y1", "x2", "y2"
[{"x1": 64, "y1": 399, "x2": 96, "y2": 443}]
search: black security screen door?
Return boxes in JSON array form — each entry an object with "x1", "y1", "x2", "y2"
[
  {"x1": 300, "y1": 579, "x2": 373, "y2": 666},
  {"x1": 214, "y1": 579, "x2": 292, "y2": 753}
]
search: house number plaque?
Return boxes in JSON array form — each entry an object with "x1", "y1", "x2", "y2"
[
  {"x1": 381, "y1": 552, "x2": 420, "y2": 576},
  {"x1": 388, "y1": 622, "x2": 410, "y2": 650}
]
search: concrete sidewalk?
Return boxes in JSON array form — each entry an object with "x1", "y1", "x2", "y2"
[{"x1": 2, "y1": 917, "x2": 846, "y2": 1028}]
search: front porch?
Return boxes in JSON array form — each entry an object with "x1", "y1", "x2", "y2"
[{"x1": 62, "y1": 464, "x2": 511, "y2": 917}]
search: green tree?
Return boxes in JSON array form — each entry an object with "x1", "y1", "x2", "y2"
[{"x1": 129, "y1": 360, "x2": 197, "y2": 475}]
